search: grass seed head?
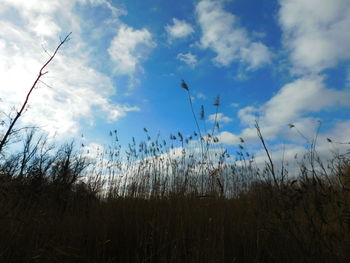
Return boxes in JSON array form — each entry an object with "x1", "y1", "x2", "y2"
[{"x1": 181, "y1": 80, "x2": 189, "y2": 91}]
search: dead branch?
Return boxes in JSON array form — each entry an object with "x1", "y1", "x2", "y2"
[{"x1": 0, "y1": 32, "x2": 72, "y2": 154}]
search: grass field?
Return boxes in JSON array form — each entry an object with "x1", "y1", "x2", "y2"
[{"x1": 0, "y1": 126, "x2": 350, "y2": 263}]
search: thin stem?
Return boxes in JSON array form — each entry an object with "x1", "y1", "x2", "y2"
[
  {"x1": 255, "y1": 121, "x2": 278, "y2": 187},
  {"x1": 186, "y1": 90, "x2": 205, "y2": 193},
  {"x1": 0, "y1": 32, "x2": 72, "y2": 154},
  {"x1": 186, "y1": 90, "x2": 203, "y2": 143}
]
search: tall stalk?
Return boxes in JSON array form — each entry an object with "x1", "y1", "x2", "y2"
[{"x1": 181, "y1": 80, "x2": 205, "y2": 193}]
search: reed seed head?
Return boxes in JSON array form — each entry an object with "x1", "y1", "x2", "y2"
[
  {"x1": 213, "y1": 95, "x2": 220, "y2": 106},
  {"x1": 181, "y1": 80, "x2": 189, "y2": 91}
]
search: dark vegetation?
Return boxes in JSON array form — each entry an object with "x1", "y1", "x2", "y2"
[{"x1": 1, "y1": 35, "x2": 350, "y2": 263}]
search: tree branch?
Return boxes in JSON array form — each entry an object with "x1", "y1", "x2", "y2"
[{"x1": 0, "y1": 33, "x2": 72, "y2": 154}]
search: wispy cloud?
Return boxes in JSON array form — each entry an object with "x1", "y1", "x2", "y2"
[
  {"x1": 165, "y1": 18, "x2": 194, "y2": 42},
  {"x1": 108, "y1": 25, "x2": 156, "y2": 76},
  {"x1": 195, "y1": 0, "x2": 271, "y2": 70},
  {"x1": 196, "y1": 93, "x2": 206, "y2": 99},
  {"x1": 207, "y1": 113, "x2": 233, "y2": 124},
  {"x1": 177, "y1": 52, "x2": 197, "y2": 68}
]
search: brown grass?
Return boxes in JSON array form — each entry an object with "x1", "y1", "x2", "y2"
[{"x1": 0, "y1": 127, "x2": 350, "y2": 263}]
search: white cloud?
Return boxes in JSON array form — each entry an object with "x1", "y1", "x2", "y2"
[
  {"x1": 240, "y1": 42, "x2": 271, "y2": 70},
  {"x1": 0, "y1": 0, "x2": 85, "y2": 37},
  {"x1": 108, "y1": 25, "x2": 156, "y2": 76},
  {"x1": 207, "y1": 113, "x2": 233, "y2": 123},
  {"x1": 0, "y1": 0, "x2": 139, "y2": 137},
  {"x1": 0, "y1": 0, "x2": 62, "y2": 14},
  {"x1": 165, "y1": 18, "x2": 194, "y2": 42},
  {"x1": 217, "y1": 131, "x2": 240, "y2": 145},
  {"x1": 237, "y1": 106, "x2": 259, "y2": 126},
  {"x1": 87, "y1": 0, "x2": 126, "y2": 16},
  {"x1": 195, "y1": 0, "x2": 271, "y2": 69},
  {"x1": 177, "y1": 52, "x2": 197, "y2": 68},
  {"x1": 240, "y1": 76, "x2": 350, "y2": 141},
  {"x1": 260, "y1": 75, "x2": 350, "y2": 126},
  {"x1": 218, "y1": 75, "x2": 350, "y2": 147},
  {"x1": 323, "y1": 120, "x2": 350, "y2": 144},
  {"x1": 279, "y1": 0, "x2": 350, "y2": 73},
  {"x1": 196, "y1": 93, "x2": 206, "y2": 99},
  {"x1": 30, "y1": 15, "x2": 61, "y2": 37}
]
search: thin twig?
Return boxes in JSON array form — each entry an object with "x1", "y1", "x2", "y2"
[{"x1": 0, "y1": 32, "x2": 72, "y2": 153}]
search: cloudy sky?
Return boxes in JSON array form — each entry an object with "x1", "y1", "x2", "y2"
[{"x1": 0, "y1": 0, "x2": 349, "y2": 161}]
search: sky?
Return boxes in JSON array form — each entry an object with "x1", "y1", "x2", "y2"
[{"x1": 0, "y1": 0, "x2": 350, "y2": 164}]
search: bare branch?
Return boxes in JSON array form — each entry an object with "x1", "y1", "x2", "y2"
[
  {"x1": 38, "y1": 80, "x2": 54, "y2": 89},
  {"x1": 0, "y1": 32, "x2": 72, "y2": 154}
]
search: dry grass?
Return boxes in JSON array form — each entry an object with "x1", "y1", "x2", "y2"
[{"x1": 0, "y1": 126, "x2": 350, "y2": 263}]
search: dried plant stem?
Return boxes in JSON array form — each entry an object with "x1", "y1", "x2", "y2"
[
  {"x1": 0, "y1": 32, "x2": 72, "y2": 154},
  {"x1": 186, "y1": 90, "x2": 206, "y2": 192},
  {"x1": 255, "y1": 121, "x2": 278, "y2": 187},
  {"x1": 186, "y1": 91, "x2": 203, "y2": 145},
  {"x1": 210, "y1": 105, "x2": 219, "y2": 137},
  {"x1": 205, "y1": 97, "x2": 220, "y2": 165},
  {"x1": 181, "y1": 80, "x2": 205, "y2": 193}
]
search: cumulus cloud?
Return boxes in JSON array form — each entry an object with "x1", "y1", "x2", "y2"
[
  {"x1": 239, "y1": 75, "x2": 350, "y2": 140},
  {"x1": 279, "y1": 0, "x2": 350, "y2": 73},
  {"x1": 255, "y1": 75, "x2": 350, "y2": 126},
  {"x1": 165, "y1": 18, "x2": 194, "y2": 42},
  {"x1": 217, "y1": 131, "x2": 240, "y2": 145},
  {"x1": 207, "y1": 113, "x2": 233, "y2": 124},
  {"x1": 217, "y1": 75, "x2": 350, "y2": 147},
  {"x1": 108, "y1": 25, "x2": 156, "y2": 75},
  {"x1": 176, "y1": 52, "x2": 197, "y2": 68},
  {"x1": 0, "y1": 0, "x2": 139, "y2": 136},
  {"x1": 195, "y1": 0, "x2": 271, "y2": 69}
]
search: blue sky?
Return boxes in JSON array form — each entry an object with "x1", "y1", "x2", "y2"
[{"x1": 0, "y1": 0, "x2": 350, "y2": 163}]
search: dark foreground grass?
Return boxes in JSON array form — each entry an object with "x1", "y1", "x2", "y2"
[
  {"x1": 1, "y1": 160, "x2": 350, "y2": 263},
  {"x1": 0, "y1": 127, "x2": 349, "y2": 263}
]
